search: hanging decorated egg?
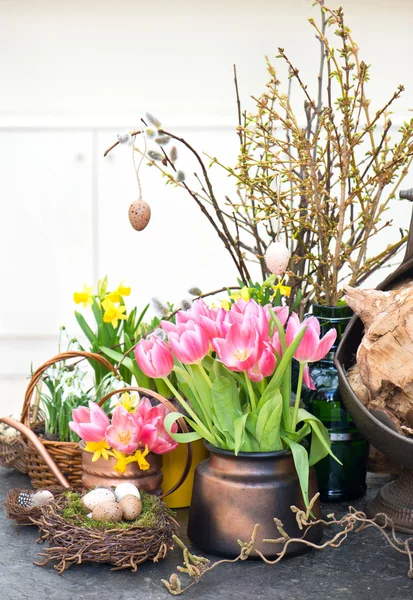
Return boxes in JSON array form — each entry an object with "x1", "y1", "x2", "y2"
[
  {"x1": 265, "y1": 241, "x2": 291, "y2": 276},
  {"x1": 128, "y1": 200, "x2": 151, "y2": 231}
]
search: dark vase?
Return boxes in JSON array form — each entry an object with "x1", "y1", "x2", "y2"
[
  {"x1": 187, "y1": 444, "x2": 323, "y2": 558},
  {"x1": 302, "y1": 304, "x2": 369, "y2": 502}
]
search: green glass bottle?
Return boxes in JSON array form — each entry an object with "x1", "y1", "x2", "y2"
[{"x1": 303, "y1": 304, "x2": 369, "y2": 502}]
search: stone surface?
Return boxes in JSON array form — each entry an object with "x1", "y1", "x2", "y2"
[{"x1": 0, "y1": 467, "x2": 412, "y2": 600}]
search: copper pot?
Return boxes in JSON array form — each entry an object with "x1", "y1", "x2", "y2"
[
  {"x1": 81, "y1": 444, "x2": 162, "y2": 493},
  {"x1": 187, "y1": 444, "x2": 322, "y2": 558}
]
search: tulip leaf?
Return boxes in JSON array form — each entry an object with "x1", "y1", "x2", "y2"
[
  {"x1": 211, "y1": 375, "x2": 241, "y2": 444},
  {"x1": 234, "y1": 413, "x2": 249, "y2": 455},
  {"x1": 256, "y1": 393, "x2": 283, "y2": 451},
  {"x1": 240, "y1": 430, "x2": 260, "y2": 452},
  {"x1": 281, "y1": 436, "x2": 310, "y2": 508},
  {"x1": 74, "y1": 311, "x2": 98, "y2": 346},
  {"x1": 164, "y1": 411, "x2": 207, "y2": 443},
  {"x1": 296, "y1": 408, "x2": 342, "y2": 466}
]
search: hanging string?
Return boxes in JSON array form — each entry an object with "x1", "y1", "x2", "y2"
[{"x1": 132, "y1": 132, "x2": 147, "y2": 200}]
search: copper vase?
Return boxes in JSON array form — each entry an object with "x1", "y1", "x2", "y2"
[
  {"x1": 187, "y1": 444, "x2": 323, "y2": 558},
  {"x1": 81, "y1": 445, "x2": 162, "y2": 493}
]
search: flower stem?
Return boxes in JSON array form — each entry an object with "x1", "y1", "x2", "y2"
[
  {"x1": 198, "y1": 362, "x2": 213, "y2": 388},
  {"x1": 244, "y1": 372, "x2": 257, "y2": 411},
  {"x1": 292, "y1": 362, "x2": 305, "y2": 431}
]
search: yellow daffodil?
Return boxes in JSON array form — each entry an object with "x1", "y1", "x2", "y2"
[
  {"x1": 110, "y1": 446, "x2": 150, "y2": 473},
  {"x1": 271, "y1": 278, "x2": 292, "y2": 299},
  {"x1": 221, "y1": 300, "x2": 231, "y2": 310},
  {"x1": 102, "y1": 298, "x2": 127, "y2": 328},
  {"x1": 230, "y1": 286, "x2": 251, "y2": 302},
  {"x1": 135, "y1": 446, "x2": 150, "y2": 471},
  {"x1": 73, "y1": 284, "x2": 94, "y2": 308},
  {"x1": 106, "y1": 281, "x2": 131, "y2": 303},
  {"x1": 117, "y1": 392, "x2": 137, "y2": 413},
  {"x1": 84, "y1": 440, "x2": 111, "y2": 462}
]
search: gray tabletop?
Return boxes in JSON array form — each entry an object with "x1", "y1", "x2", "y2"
[{"x1": 0, "y1": 467, "x2": 412, "y2": 600}]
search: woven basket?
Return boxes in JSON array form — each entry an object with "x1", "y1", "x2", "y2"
[
  {"x1": 5, "y1": 487, "x2": 66, "y2": 526},
  {"x1": 20, "y1": 351, "x2": 119, "y2": 489}
]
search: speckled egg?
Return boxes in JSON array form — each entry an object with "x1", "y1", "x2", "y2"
[
  {"x1": 265, "y1": 241, "x2": 291, "y2": 276},
  {"x1": 128, "y1": 200, "x2": 151, "y2": 231},
  {"x1": 82, "y1": 488, "x2": 116, "y2": 511},
  {"x1": 114, "y1": 482, "x2": 140, "y2": 502},
  {"x1": 119, "y1": 494, "x2": 142, "y2": 521},
  {"x1": 31, "y1": 490, "x2": 54, "y2": 507},
  {"x1": 92, "y1": 501, "x2": 123, "y2": 522}
]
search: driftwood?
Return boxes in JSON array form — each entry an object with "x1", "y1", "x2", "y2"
[{"x1": 346, "y1": 282, "x2": 413, "y2": 435}]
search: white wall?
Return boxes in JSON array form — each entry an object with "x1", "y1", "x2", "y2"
[{"x1": 1, "y1": 0, "x2": 413, "y2": 414}]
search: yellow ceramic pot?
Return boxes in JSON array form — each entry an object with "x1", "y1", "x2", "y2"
[{"x1": 162, "y1": 440, "x2": 209, "y2": 508}]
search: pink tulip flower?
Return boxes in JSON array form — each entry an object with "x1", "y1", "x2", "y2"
[
  {"x1": 286, "y1": 312, "x2": 337, "y2": 363},
  {"x1": 176, "y1": 298, "x2": 214, "y2": 325},
  {"x1": 105, "y1": 405, "x2": 140, "y2": 454},
  {"x1": 303, "y1": 365, "x2": 316, "y2": 390},
  {"x1": 167, "y1": 320, "x2": 210, "y2": 364},
  {"x1": 134, "y1": 336, "x2": 174, "y2": 378},
  {"x1": 212, "y1": 322, "x2": 264, "y2": 372},
  {"x1": 268, "y1": 305, "x2": 289, "y2": 327},
  {"x1": 69, "y1": 402, "x2": 110, "y2": 442},
  {"x1": 133, "y1": 398, "x2": 179, "y2": 454},
  {"x1": 247, "y1": 342, "x2": 277, "y2": 382}
]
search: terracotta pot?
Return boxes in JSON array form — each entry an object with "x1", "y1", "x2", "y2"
[
  {"x1": 81, "y1": 444, "x2": 162, "y2": 493},
  {"x1": 187, "y1": 444, "x2": 323, "y2": 558}
]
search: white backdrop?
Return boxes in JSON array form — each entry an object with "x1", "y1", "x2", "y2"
[{"x1": 1, "y1": 0, "x2": 413, "y2": 413}]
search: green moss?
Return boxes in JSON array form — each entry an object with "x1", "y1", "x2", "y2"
[{"x1": 61, "y1": 490, "x2": 166, "y2": 531}]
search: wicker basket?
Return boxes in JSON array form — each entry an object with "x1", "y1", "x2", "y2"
[
  {"x1": 20, "y1": 351, "x2": 119, "y2": 489},
  {"x1": 5, "y1": 487, "x2": 66, "y2": 526}
]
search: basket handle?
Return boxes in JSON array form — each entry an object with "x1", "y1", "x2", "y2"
[
  {"x1": 0, "y1": 417, "x2": 70, "y2": 488},
  {"x1": 21, "y1": 351, "x2": 120, "y2": 427},
  {"x1": 98, "y1": 387, "x2": 193, "y2": 498}
]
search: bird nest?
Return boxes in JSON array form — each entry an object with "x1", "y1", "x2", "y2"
[
  {"x1": 5, "y1": 488, "x2": 65, "y2": 526},
  {"x1": 30, "y1": 490, "x2": 178, "y2": 573}
]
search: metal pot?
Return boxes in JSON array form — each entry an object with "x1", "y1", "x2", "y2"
[
  {"x1": 81, "y1": 443, "x2": 163, "y2": 493},
  {"x1": 187, "y1": 444, "x2": 323, "y2": 558}
]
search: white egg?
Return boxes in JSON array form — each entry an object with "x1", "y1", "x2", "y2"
[
  {"x1": 31, "y1": 490, "x2": 54, "y2": 507},
  {"x1": 82, "y1": 488, "x2": 116, "y2": 511},
  {"x1": 265, "y1": 241, "x2": 291, "y2": 276},
  {"x1": 114, "y1": 482, "x2": 141, "y2": 502}
]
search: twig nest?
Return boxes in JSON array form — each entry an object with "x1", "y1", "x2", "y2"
[
  {"x1": 92, "y1": 501, "x2": 123, "y2": 522},
  {"x1": 114, "y1": 482, "x2": 140, "y2": 502},
  {"x1": 119, "y1": 494, "x2": 143, "y2": 521},
  {"x1": 82, "y1": 488, "x2": 116, "y2": 511},
  {"x1": 265, "y1": 241, "x2": 291, "y2": 275},
  {"x1": 31, "y1": 490, "x2": 54, "y2": 507},
  {"x1": 128, "y1": 200, "x2": 151, "y2": 231}
]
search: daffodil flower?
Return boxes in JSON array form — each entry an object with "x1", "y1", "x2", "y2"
[
  {"x1": 230, "y1": 286, "x2": 251, "y2": 302},
  {"x1": 84, "y1": 440, "x2": 111, "y2": 462},
  {"x1": 106, "y1": 281, "x2": 131, "y2": 303},
  {"x1": 110, "y1": 446, "x2": 150, "y2": 473},
  {"x1": 271, "y1": 277, "x2": 292, "y2": 299},
  {"x1": 102, "y1": 298, "x2": 127, "y2": 328},
  {"x1": 135, "y1": 445, "x2": 150, "y2": 471},
  {"x1": 221, "y1": 300, "x2": 231, "y2": 310},
  {"x1": 117, "y1": 392, "x2": 137, "y2": 413},
  {"x1": 73, "y1": 284, "x2": 94, "y2": 308}
]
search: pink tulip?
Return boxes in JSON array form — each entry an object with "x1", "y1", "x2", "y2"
[
  {"x1": 269, "y1": 305, "x2": 289, "y2": 327},
  {"x1": 271, "y1": 331, "x2": 283, "y2": 357},
  {"x1": 167, "y1": 320, "x2": 210, "y2": 364},
  {"x1": 135, "y1": 336, "x2": 174, "y2": 378},
  {"x1": 286, "y1": 312, "x2": 337, "y2": 363},
  {"x1": 69, "y1": 402, "x2": 110, "y2": 442},
  {"x1": 176, "y1": 298, "x2": 214, "y2": 325},
  {"x1": 105, "y1": 405, "x2": 140, "y2": 454},
  {"x1": 247, "y1": 342, "x2": 277, "y2": 382},
  {"x1": 303, "y1": 365, "x2": 316, "y2": 390},
  {"x1": 212, "y1": 322, "x2": 264, "y2": 372},
  {"x1": 133, "y1": 398, "x2": 178, "y2": 454}
]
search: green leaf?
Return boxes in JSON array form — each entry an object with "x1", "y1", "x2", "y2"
[
  {"x1": 256, "y1": 392, "x2": 283, "y2": 451},
  {"x1": 210, "y1": 375, "x2": 241, "y2": 443},
  {"x1": 164, "y1": 411, "x2": 208, "y2": 444},
  {"x1": 74, "y1": 312, "x2": 98, "y2": 347},
  {"x1": 234, "y1": 413, "x2": 249, "y2": 455},
  {"x1": 296, "y1": 408, "x2": 342, "y2": 466},
  {"x1": 282, "y1": 436, "x2": 310, "y2": 507}
]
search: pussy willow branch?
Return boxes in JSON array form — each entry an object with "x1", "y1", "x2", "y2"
[{"x1": 162, "y1": 495, "x2": 413, "y2": 595}]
